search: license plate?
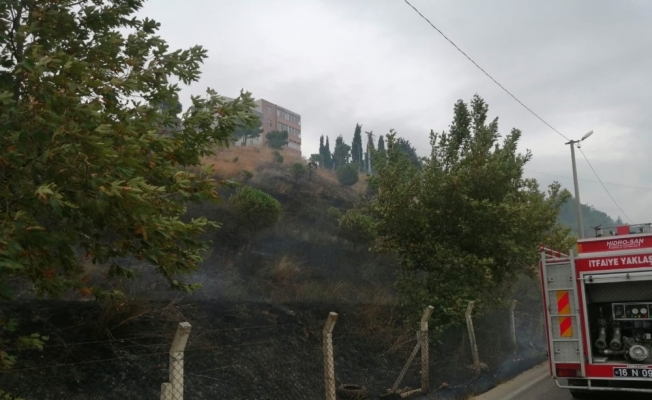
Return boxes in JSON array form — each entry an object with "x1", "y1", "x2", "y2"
[{"x1": 613, "y1": 367, "x2": 652, "y2": 378}]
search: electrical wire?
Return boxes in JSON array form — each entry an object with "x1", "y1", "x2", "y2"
[
  {"x1": 578, "y1": 148, "x2": 633, "y2": 223},
  {"x1": 402, "y1": 0, "x2": 635, "y2": 221},
  {"x1": 402, "y1": 0, "x2": 570, "y2": 142},
  {"x1": 525, "y1": 170, "x2": 652, "y2": 191}
]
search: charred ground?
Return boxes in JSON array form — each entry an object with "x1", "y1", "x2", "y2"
[{"x1": 1, "y1": 147, "x2": 546, "y2": 399}]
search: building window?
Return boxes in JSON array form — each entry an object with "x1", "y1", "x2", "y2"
[
  {"x1": 267, "y1": 106, "x2": 272, "y2": 113},
  {"x1": 268, "y1": 120, "x2": 272, "y2": 127},
  {"x1": 277, "y1": 122, "x2": 301, "y2": 138}
]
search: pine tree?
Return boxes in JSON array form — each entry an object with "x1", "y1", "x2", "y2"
[
  {"x1": 351, "y1": 124, "x2": 363, "y2": 171},
  {"x1": 318, "y1": 135, "x2": 325, "y2": 167}
]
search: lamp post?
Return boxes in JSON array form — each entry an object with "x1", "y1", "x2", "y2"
[{"x1": 566, "y1": 130, "x2": 593, "y2": 239}]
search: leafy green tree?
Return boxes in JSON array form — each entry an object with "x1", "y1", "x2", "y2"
[
  {"x1": 333, "y1": 135, "x2": 351, "y2": 168},
  {"x1": 0, "y1": 0, "x2": 257, "y2": 300},
  {"x1": 338, "y1": 209, "x2": 374, "y2": 251},
  {"x1": 323, "y1": 136, "x2": 333, "y2": 169},
  {"x1": 351, "y1": 124, "x2": 364, "y2": 170},
  {"x1": 369, "y1": 95, "x2": 572, "y2": 328},
  {"x1": 377, "y1": 135, "x2": 386, "y2": 153},
  {"x1": 395, "y1": 136, "x2": 421, "y2": 169},
  {"x1": 233, "y1": 117, "x2": 263, "y2": 146},
  {"x1": 336, "y1": 163, "x2": 359, "y2": 186},
  {"x1": 266, "y1": 130, "x2": 289, "y2": 150},
  {"x1": 229, "y1": 186, "x2": 282, "y2": 237},
  {"x1": 290, "y1": 163, "x2": 306, "y2": 184}
]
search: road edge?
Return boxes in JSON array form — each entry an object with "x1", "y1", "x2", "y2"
[{"x1": 470, "y1": 362, "x2": 549, "y2": 400}]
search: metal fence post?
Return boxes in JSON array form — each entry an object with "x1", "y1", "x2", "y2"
[
  {"x1": 323, "y1": 312, "x2": 338, "y2": 400},
  {"x1": 420, "y1": 305, "x2": 434, "y2": 393},
  {"x1": 162, "y1": 322, "x2": 191, "y2": 400},
  {"x1": 510, "y1": 300, "x2": 518, "y2": 352}
]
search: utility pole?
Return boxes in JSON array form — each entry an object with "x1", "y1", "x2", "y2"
[{"x1": 566, "y1": 130, "x2": 593, "y2": 239}]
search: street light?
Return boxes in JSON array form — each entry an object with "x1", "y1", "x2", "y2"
[{"x1": 566, "y1": 130, "x2": 593, "y2": 239}]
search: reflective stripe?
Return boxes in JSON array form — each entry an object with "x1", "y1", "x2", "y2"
[{"x1": 557, "y1": 291, "x2": 573, "y2": 337}]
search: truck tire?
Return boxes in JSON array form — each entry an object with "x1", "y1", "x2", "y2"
[{"x1": 336, "y1": 384, "x2": 369, "y2": 400}]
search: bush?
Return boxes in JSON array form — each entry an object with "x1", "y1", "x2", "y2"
[
  {"x1": 327, "y1": 206, "x2": 342, "y2": 220},
  {"x1": 291, "y1": 163, "x2": 306, "y2": 184},
  {"x1": 272, "y1": 151, "x2": 284, "y2": 164},
  {"x1": 338, "y1": 209, "x2": 374, "y2": 251},
  {"x1": 241, "y1": 170, "x2": 253, "y2": 183},
  {"x1": 336, "y1": 164, "x2": 359, "y2": 186},
  {"x1": 229, "y1": 186, "x2": 282, "y2": 237}
]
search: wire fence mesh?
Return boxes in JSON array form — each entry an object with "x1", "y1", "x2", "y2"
[{"x1": 0, "y1": 301, "x2": 547, "y2": 400}]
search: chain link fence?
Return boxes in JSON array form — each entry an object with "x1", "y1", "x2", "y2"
[{"x1": 0, "y1": 300, "x2": 547, "y2": 400}]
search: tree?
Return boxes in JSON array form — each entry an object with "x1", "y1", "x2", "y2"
[
  {"x1": 0, "y1": 0, "x2": 258, "y2": 300},
  {"x1": 290, "y1": 163, "x2": 306, "y2": 185},
  {"x1": 364, "y1": 130, "x2": 375, "y2": 173},
  {"x1": 332, "y1": 135, "x2": 351, "y2": 168},
  {"x1": 229, "y1": 186, "x2": 282, "y2": 238},
  {"x1": 233, "y1": 117, "x2": 263, "y2": 146},
  {"x1": 272, "y1": 151, "x2": 284, "y2": 164},
  {"x1": 323, "y1": 136, "x2": 333, "y2": 169},
  {"x1": 336, "y1": 163, "x2": 359, "y2": 186},
  {"x1": 266, "y1": 130, "x2": 289, "y2": 150},
  {"x1": 395, "y1": 136, "x2": 421, "y2": 169},
  {"x1": 338, "y1": 209, "x2": 374, "y2": 251},
  {"x1": 369, "y1": 95, "x2": 573, "y2": 328},
  {"x1": 377, "y1": 135, "x2": 386, "y2": 153},
  {"x1": 351, "y1": 124, "x2": 364, "y2": 170}
]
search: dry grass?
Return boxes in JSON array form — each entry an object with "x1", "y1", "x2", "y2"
[
  {"x1": 315, "y1": 168, "x2": 369, "y2": 193},
  {"x1": 203, "y1": 145, "x2": 303, "y2": 179}
]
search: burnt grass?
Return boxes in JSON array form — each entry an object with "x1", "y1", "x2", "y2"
[
  {"x1": 1, "y1": 161, "x2": 547, "y2": 399},
  {"x1": 0, "y1": 300, "x2": 545, "y2": 400}
]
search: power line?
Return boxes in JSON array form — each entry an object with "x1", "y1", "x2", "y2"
[
  {"x1": 403, "y1": 0, "x2": 634, "y2": 221},
  {"x1": 578, "y1": 148, "x2": 633, "y2": 223},
  {"x1": 402, "y1": 0, "x2": 570, "y2": 142},
  {"x1": 525, "y1": 170, "x2": 652, "y2": 192}
]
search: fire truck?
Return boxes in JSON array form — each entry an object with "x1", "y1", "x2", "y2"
[{"x1": 541, "y1": 223, "x2": 652, "y2": 397}]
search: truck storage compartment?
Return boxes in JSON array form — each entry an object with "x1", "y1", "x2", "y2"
[{"x1": 583, "y1": 275, "x2": 652, "y2": 366}]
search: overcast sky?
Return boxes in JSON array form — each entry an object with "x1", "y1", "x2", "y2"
[{"x1": 139, "y1": 0, "x2": 652, "y2": 224}]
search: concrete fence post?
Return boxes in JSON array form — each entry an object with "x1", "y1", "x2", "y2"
[
  {"x1": 161, "y1": 322, "x2": 192, "y2": 400},
  {"x1": 420, "y1": 305, "x2": 434, "y2": 393},
  {"x1": 323, "y1": 312, "x2": 338, "y2": 400},
  {"x1": 465, "y1": 301, "x2": 483, "y2": 372},
  {"x1": 510, "y1": 300, "x2": 518, "y2": 352}
]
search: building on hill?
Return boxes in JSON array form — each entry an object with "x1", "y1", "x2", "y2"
[{"x1": 224, "y1": 97, "x2": 302, "y2": 156}]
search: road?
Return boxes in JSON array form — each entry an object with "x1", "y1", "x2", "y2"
[{"x1": 472, "y1": 363, "x2": 652, "y2": 400}]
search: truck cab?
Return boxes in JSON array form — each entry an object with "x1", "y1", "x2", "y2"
[{"x1": 541, "y1": 223, "x2": 652, "y2": 397}]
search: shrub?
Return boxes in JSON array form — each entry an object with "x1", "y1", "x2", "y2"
[
  {"x1": 327, "y1": 206, "x2": 342, "y2": 220},
  {"x1": 336, "y1": 164, "x2": 359, "y2": 186},
  {"x1": 229, "y1": 186, "x2": 282, "y2": 237},
  {"x1": 291, "y1": 163, "x2": 306, "y2": 184},
  {"x1": 338, "y1": 209, "x2": 374, "y2": 251},
  {"x1": 241, "y1": 170, "x2": 253, "y2": 183},
  {"x1": 272, "y1": 151, "x2": 284, "y2": 164}
]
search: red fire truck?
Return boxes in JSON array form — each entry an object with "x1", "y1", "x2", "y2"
[{"x1": 541, "y1": 223, "x2": 652, "y2": 397}]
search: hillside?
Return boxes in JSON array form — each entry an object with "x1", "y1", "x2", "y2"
[
  {"x1": 1, "y1": 145, "x2": 594, "y2": 400},
  {"x1": 558, "y1": 198, "x2": 621, "y2": 238}
]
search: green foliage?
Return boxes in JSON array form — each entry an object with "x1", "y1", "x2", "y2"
[
  {"x1": 351, "y1": 124, "x2": 363, "y2": 168},
  {"x1": 558, "y1": 199, "x2": 620, "y2": 239},
  {"x1": 266, "y1": 130, "x2": 289, "y2": 150},
  {"x1": 310, "y1": 153, "x2": 322, "y2": 166},
  {"x1": 369, "y1": 95, "x2": 573, "y2": 329},
  {"x1": 327, "y1": 206, "x2": 342, "y2": 221},
  {"x1": 290, "y1": 163, "x2": 306, "y2": 184},
  {"x1": 394, "y1": 136, "x2": 421, "y2": 169},
  {"x1": 233, "y1": 117, "x2": 263, "y2": 146},
  {"x1": 229, "y1": 186, "x2": 282, "y2": 236},
  {"x1": 320, "y1": 136, "x2": 333, "y2": 169},
  {"x1": 333, "y1": 135, "x2": 351, "y2": 168},
  {"x1": 336, "y1": 163, "x2": 359, "y2": 186},
  {"x1": 272, "y1": 151, "x2": 284, "y2": 164},
  {"x1": 0, "y1": 0, "x2": 258, "y2": 299},
  {"x1": 338, "y1": 209, "x2": 375, "y2": 251}
]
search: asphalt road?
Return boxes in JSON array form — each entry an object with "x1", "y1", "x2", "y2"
[{"x1": 473, "y1": 364, "x2": 652, "y2": 400}]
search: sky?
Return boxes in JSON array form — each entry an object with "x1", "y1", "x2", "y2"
[{"x1": 138, "y1": 0, "x2": 652, "y2": 224}]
